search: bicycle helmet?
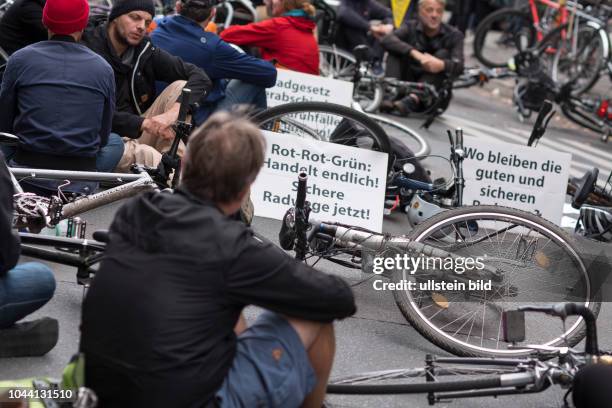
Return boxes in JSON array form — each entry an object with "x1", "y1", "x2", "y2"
[{"x1": 576, "y1": 205, "x2": 612, "y2": 242}]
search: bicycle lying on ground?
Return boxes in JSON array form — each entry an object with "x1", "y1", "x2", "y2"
[
  {"x1": 326, "y1": 302, "x2": 612, "y2": 408},
  {"x1": 279, "y1": 172, "x2": 601, "y2": 358},
  {"x1": 320, "y1": 44, "x2": 514, "y2": 128}
]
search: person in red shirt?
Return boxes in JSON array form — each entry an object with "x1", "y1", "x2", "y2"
[{"x1": 220, "y1": 0, "x2": 319, "y2": 75}]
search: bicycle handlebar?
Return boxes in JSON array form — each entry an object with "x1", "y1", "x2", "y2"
[{"x1": 518, "y1": 303, "x2": 599, "y2": 355}]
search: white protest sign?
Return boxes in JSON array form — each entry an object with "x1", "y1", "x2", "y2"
[
  {"x1": 266, "y1": 69, "x2": 354, "y2": 107},
  {"x1": 462, "y1": 135, "x2": 571, "y2": 225},
  {"x1": 251, "y1": 130, "x2": 388, "y2": 232}
]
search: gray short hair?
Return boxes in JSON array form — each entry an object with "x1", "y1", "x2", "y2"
[{"x1": 419, "y1": 0, "x2": 446, "y2": 7}]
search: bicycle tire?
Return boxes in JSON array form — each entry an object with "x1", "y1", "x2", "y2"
[
  {"x1": 538, "y1": 24, "x2": 605, "y2": 95},
  {"x1": 366, "y1": 114, "x2": 431, "y2": 157},
  {"x1": 473, "y1": 9, "x2": 536, "y2": 68},
  {"x1": 318, "y1": 45, "x2": 384, "y2": 113},
  {"x1": 251, "y1": 101, "x2": 393, "y2": 170},
  {"x1": 392, "y1": 205, "x2": 601, "y2": 358}
]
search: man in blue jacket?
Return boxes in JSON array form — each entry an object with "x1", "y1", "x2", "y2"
[
  {"x1": 151, "y1": 0, "x2": 277, "y2": 125},
  {"x1": 0, "y1": 0, "x2": 118, "y2": 194}
]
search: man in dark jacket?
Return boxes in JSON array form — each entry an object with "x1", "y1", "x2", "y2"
[
  {"x1": 335, "y1": 0, "x2": 393, "y2": 71},
  {"x1": 80, "y1": 112, "x2": 356, "y2": 408},
  {"x1": 0, "y1": 0, "x2": 119, "y2": 194},
  {"x1": 0, "y1": 151, "x2": 57, "y2": 358},
  {"x1": 151, "y1": 0, "x2": 277, "y2": 125},
  {"x1": 81, "y1": 0, "x2": 213, "y2": 172},
  {"x1": 379, "y1": 0, "x2": 464, "y2": 114},
  {"x1": 0, "y1": 0, "x2": 46, "y2": 58}
]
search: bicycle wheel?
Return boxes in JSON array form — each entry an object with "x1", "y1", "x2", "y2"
[
  {"x1": 473, "y1": 9, "x2": 537, "y2": 68},
  {"x1": 251, "y1": 102, "x2": 392, "y2": 170},
  {"x1": 539, "y1": 24, "x2": 606, "y2": 95},
  {"x1": 318, "y1": 45, "x2": 384, "y2": 112},
  {"x1": 366, "y1": 114, "x2": 430, "y2": 157},
  {"x1": 392, "y1": 205, "x2": 601, "y2": 357}
]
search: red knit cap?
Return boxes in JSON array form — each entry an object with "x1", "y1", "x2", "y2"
[{"x1": 42, "y1": 0, "x2": 90, "y2": 35}]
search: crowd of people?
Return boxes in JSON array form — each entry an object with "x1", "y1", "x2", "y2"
[{"x1": 3, "y1": 0, "x2": 608, "y2": 407}]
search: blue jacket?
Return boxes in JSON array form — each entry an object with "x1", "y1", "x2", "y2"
[
  {"x1": 0, "y1": 37, "x2": 115, "y2": 166},
  {"x1": 151, "y1": 15, "x2": 277, "y2": 122}
]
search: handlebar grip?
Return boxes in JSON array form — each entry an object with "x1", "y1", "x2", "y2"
[
  {"x1": 178, "y1": 88, "x2": 192, "y2": 122},
  {"x1": 295, "y1": 172, "x2": 307, "y2": 211}
]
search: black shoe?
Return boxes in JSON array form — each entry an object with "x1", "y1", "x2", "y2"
[
  {"x1": 0, "y1": 317, "x2": 59, "y2": 358},
  {"x1": 393, "y1": 96, "x2": 422, "y2": 116}
]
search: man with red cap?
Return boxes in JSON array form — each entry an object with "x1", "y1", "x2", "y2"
[
  {"x1": 0, "y1": 0, "x2": 120, "y2": 194},
  {"x1": 82, "y1": 0, "x2": 213, "y2": 172}
]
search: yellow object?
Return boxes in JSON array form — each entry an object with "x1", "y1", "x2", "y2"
[
  {"x1": 205, "y1": 22, "x2": 218, "y2": 33},
  {"x1": 391, "y1": 0, "x2": 411, "y2": 28},
  {"x1": 432, "y1": 293, "x2": 449, "y2": 309}
]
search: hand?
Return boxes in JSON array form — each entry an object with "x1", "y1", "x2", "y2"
[
  {"x1": 420, "y1": 53, "x2": 445, "y2": 74},
  {"x1": 141, "y1": 103, "x2": 180, "y2": 140},
  {"x1": 370, "y1": 23, "x2": 394, "y2": 38}
]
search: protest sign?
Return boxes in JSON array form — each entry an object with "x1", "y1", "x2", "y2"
[
  {"x1": 462, "y1": 136, "x2": 571, "y2": 225},
  {"x1": 251, "y1": 131, "x2": 388, "y2": 232},
  {"x1": 266, "y1": 69, "x2": 354, "y2": 107}
]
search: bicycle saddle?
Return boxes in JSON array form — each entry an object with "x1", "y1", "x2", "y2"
[
  {"x1": 0, "y1": 132, "x2": 18, "y2": 147},
  {"x1": 352, "y1": 45, "x2": 372, "y2": 63},
  {"x1": 572, "y1": 168, "x2": 599, "y2": 209}
]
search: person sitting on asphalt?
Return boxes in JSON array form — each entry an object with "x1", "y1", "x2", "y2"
[
  {"x1": 81, "y1": 0, "x2": 213, "y2": 173},
  {"x1": 220, "y1": 0, "x2": 319, "y2": 75},
  {"x1": 379, "y1": 0, "x2": 464, "y2": 115},
  {"x1": 335, "y1": 0, "x2": 393, "y2": 75},
  {"x1": 80, "y1": 112, "x2": 356, "y2": 408},
  {"x1": 151, "y1": 0, "x2": 278, "y2": 125},
  {"x1": 0, "y1": 151, "x2": 57, "y2": 358},
  {"x1": 0, "y1": 0, "x2": 119, "y2": 195},
  {"x1": 0, "y1": 0, "x2": 47, "y2": 62}
]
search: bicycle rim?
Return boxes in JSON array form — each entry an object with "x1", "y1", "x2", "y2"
[
  {"x1": 319, "y1": 45, "x2": 356, "y2": 79},
  {"x1": 366, "y1": 114, "x2": 430, "y2": 157},
  {"x1": 251, "y1": 102, "x2": 392, "y2": 170},
  {"x1": 393, "y1": 205, "x2": 598, "y2": 357}
]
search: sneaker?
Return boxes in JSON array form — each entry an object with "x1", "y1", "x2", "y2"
[
  {"x1": 393, "y1": 96, "x2": 422, "y2": 116},
  {"x1": 370, "y1": 62, "x2": 385, "y2": 78},
  {"x1": 0, "y1": 317, "x2": 59, "y2": 358}
]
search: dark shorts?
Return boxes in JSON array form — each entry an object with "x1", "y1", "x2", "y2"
[{"x1": 215, "y1": 312, "x2": 316, "y2": 408}]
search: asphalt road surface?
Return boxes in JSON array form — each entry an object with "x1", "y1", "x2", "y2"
[{"x1": 3, "y1": 74, "x2": 612, "y2": 408}]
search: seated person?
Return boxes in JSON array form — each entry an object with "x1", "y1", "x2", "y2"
[
  {"x1": 0, "y1": 0, "x2": 119, "y2": 195},
  {"x1": 80, "y1": 112, "x2": 356, "y2": 407},
  {"x1": 81, "y1": 0, "x2": 213, "y2": 173},
  {"x1": 379, "y1": 0, "x2": 464, "y2": 115},
  {"x1": 335, "y1": 0, "x2": 393, "y2": 74},
  {"x1": 0, "y1": 152, "x2": 57, "y2": 358},
  {"x1": 151, "y1": 0, "x2": 278, "y2": 125},
  {"x1": 220, "y1": 0, "x2": 319, "y2": 75},
  {"x1": 0, "y1": 0, "x2": 47, "y2": 60}
]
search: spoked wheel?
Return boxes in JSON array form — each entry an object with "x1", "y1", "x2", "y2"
[
  {"x1": 318, "y1": 45, "x2": 383, "y2": 112},
  {"x1": 538, "y1": 24, "x2": 606, "y2": 95},
  {"x1": 252, "y1": 102, "x2": 392, "y2": 170},
  {"x1": 473, "y1": 9, "x2": 537, "y2": 68},
  {"x1": 392, "y1": 205, "x2": 600, "y2": 357}
]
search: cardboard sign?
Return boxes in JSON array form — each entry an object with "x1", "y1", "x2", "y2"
[
  {"x1": 266, "y1": 69, "x2": 354, "y2": 107},
  {"x1": 251, "y1": 130, "x2": 388, "y2": 232},
  {"x1": 462, "y1": 136, "x2": 571, "y2": 225}
]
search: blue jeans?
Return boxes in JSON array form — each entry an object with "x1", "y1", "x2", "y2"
[
  {"x1": 212, "y1": 80, "x2": 268, "y2": 114},
  {"x1": 96, "y1": 133, "x2": 125, "y2": 172},
  {"x1": 0, "y1": 262, "x2": 56, "y2": 328},
  {"x1": 1, "y1": 133, "x2": 124, "y2": 173}
]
